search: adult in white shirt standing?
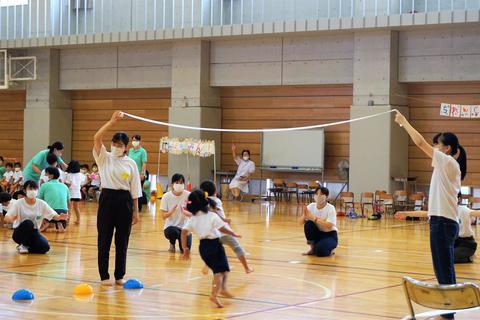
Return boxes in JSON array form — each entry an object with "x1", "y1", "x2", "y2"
[
  {"x1": 299, "y1": 187, "x2": 338, "y2": 257},
  {"x1": 160, "y1": 173, "x2": 191, "y2": 253},
  {"x1": 4, "y1": 181, "x2": 67, "y2": 254},
  {"x1": 93, "y1": 111, "x2": 142, "y2": 286},
  {"x1": 229, "y1": 144, "x2": 255, "y2": 200},
  {"x1": 395, "y1": 112, "x2": 467, "y2": 320}
]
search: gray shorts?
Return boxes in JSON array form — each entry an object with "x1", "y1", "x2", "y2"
[{"x1": 220, "y1": 235, "x2": 246, "y2": 257}]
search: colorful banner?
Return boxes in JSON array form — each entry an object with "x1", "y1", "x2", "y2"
[
  {"x1": 159, "y1": 137, "x2": 216, "y2": 157},
  {"x1": 440, "y1": 103, "x2": 480, "y2": 119}
]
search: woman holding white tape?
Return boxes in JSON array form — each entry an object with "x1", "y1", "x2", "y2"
[{"x1": 93, "y1": 111, "x2": 142, "y2": 286}]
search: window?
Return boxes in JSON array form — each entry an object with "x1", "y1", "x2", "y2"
[{"x1": 0, "y1": 0, "x2": 28, "y2": 7}]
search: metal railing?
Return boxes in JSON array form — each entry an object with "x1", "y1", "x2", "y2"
[{"x1": 0, "y1": 0, "x2": 478, "y2": 40}]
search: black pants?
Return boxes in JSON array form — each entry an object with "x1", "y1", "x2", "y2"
[
  {"x1": 454, "y1": 236, "x2": 477, "y2": 263},
  {"x1": 304, "y1": 220, "x2": 338, "y2": 257},
  {"x1": 430, "y1": 216, "x2": 459, "y2": 319},
  {"x1": 97, "y1": 189, "x2": 133, "y2": 281},
  {"x1": 12, "y1": 220, "x2": 50, "y2": 254},
  {"x1": 164, "y1": 226, "x2": 192, "y2": 252}
]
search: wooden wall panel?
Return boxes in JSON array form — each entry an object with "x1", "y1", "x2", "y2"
[
  {"x1": 71, "y1": 89, "x2": 171, "y2": 175},
  {"x1": 408, "y1": 82, "x2": 480, "y2": 186},
  {"x1": 220, "y1": 85, "x2": 352, "y2": 182},
  {"x1": 0, "y1": 90, "x2": 25, "y2": 163}
]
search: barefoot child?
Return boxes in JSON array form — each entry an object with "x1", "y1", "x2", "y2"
[
  {"x1": 181, "y1": 189, "x2": 241, "y2": 308},
  {"x1": 200, "y1": 180, "x2": 253, "y2": 273}
]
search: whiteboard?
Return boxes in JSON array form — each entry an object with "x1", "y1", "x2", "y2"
[{"x1": 261, "y1": 130, "x2": 324, "y2": 169}]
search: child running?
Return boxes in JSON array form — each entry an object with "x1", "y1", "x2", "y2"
[
  {"x1": 200, "y1": 180, "x2": 253, "y2": 273},
  {"x1": 181, "y1": 189, "x2": 242, "y2": 308}
]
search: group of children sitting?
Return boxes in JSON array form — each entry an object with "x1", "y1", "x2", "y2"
[
  {"x1": 0, "y1": 157, "x2": 25, "y2": 195},
  {"x1": 0, "y1": 155, "x2": 102, "y2": 232}
]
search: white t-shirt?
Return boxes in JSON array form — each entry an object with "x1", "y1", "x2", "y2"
[
  {"x1": 39, "y1": 168, "x2": 66, "y2": 185},
  {"x1": 183, "y1": 211, "x2": 225, "y2": 240},
  {"x1": 3, "y1": 171, "x2": 13, "y2": 182},
  {"x1": 93, "y1": 145, "x2": 142, "y2": 199},
  {"x1": 12, "y1": 170, "x2": 23, "y2": 183},
  {"x1": 306, "y1": 202, "x2": 338, "y2": 232},
  {"x1": 0, "y1": 198, "x2": 17, "y2": 213},
  {"x1": 209, "y1": 196, "x2": 231, "y2": 234},
  {"x1": 66, "y1": 172, "x2": 85, "y2": 199},
  {"x1": 458, "y1": 205, "x2": 474, "y2": 238},
  {"x1": 5, "y1": 198, "x2": 57, "y2": 229},
  {"x1": 233, "y1": 158, "x2": 255, "y2": 180},
  {"x1": 428, "y1": 149, "x2": 461, "y2": 222},
  {"x1": 160, "y1": 190, "x2": 190, "y2": 230}
]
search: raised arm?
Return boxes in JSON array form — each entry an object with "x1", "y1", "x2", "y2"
[
  {"x1": 394, "y1": 111, "x2": 433, "y2": 159},
  {"x1": 94, "y1": 111, "x2": 123, "y2": 156},
  {"x1": 231, "y1": 143, "x2": 239, "y2": 161}
]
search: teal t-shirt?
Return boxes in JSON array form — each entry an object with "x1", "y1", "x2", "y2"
[
  {"x1": 38, "y1": 179, "x2": 70, "y2": 211},
  {"x1": 23, "y1": 149, "x2": 65, "y2": 183},
  {"x1": 0, "y1": 166, "x2": 5, "y2": 177},
  {"x1": 128, "y1": 147, "x2": 147, "y2": 174}
]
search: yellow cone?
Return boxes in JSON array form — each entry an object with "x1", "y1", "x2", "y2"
[{"x1": 74, "y1": 284, "x2": 94, "y2": 296}]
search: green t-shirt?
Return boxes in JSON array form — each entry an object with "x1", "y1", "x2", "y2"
[
  {"x1": 23, "y1": 149, "x2": 65, "y2": 183},
  {"x1": 128, "y1": 147, "x2": 147, "y2": 174},
  {"x1": 0, "y1": 166, "x2": 5, "y2": 177},
  {"x1": 38, "y1": 179, "x2": 70, "y2": 211}
]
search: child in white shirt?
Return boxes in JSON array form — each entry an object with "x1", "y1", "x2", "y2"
[
  {"x1": 200, "y1": 180, "x2": 253, "y2": 273},
  {"x1": 65, "y1": 160, "x2": 85, "y2": 224},
  {"x1": 10, "y1": 162, "x2": 23, "y2": 194},
  {"x1": 181, "y1": 189, "x2": 241, "y2": 308}
]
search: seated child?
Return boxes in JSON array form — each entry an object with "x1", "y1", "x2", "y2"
[
  {"x1": 10, "y1": 162, "x2": 23, "y2": 194},
  {"x1": 1, "y1": 163, "x2": 14, "y2": 192}
]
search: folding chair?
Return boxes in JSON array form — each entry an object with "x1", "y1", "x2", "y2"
[
  {"x1": 360, "y1": 192, "x2": 374, "y2": 217},
  {"x1": 403, "y1": 276, "x2": 480, "y2": 320},
  {"x1": 339, "y1": 192, "x2": 354, "y2": 213}
]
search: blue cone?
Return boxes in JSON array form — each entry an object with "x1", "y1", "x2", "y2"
[
  {"x1": 12, "y1": 289, "x2": 34, "y2": 301},
  {"x1": 123, "y1": 278, "x2": 144, "y2": 289}
]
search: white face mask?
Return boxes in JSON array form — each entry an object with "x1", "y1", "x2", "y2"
[
  {"x1": 243, "y1": 156, "x2": 249, "y2": 161},
  {"x1": 173, "y1": 183, "x2": 184, "y2": 193},
  {"x1": 26, "y1": 190, "x2": 37, "y2": 199},
  {"x1": 111, "y1": 146, "x2": 125, "y2": 157},
  {"x1": 80, "y1": 169, "x2": 87, "y2": 174},
  {"x1": 132, "y1": 141, "x2": 140, "y2": 147},
  {"x1": 14, "y1": 168, "x2": 20, "y2": 172},
  {"x1": 314, "y1": 194, "x2": 327, "y2": 204}
]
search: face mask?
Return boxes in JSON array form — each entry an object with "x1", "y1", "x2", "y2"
[
  {"x1": 111, "y1": 146, "x2": 125, "y2": 157},
  {"x1": 243, "y1": 156, "x2": 249, "y2": 161},
  {"x1": 26, "y1": 190, "x2": 37, "y2": 199},
  {"x1": 314, "y1": 194, "x2": 327, "y2": 204},
  {"x1": 132, "y1": 141, "x2": 140, "y2": 147},
  {"x1": 14, "y1": 168, "x2": 20, "y2": 172},
  {"x1": 80, "y1": 169, "x2": 87, "y2": 174},
  {"x1": 173, "y1": 183, "x2": 184, "y2": 193}
]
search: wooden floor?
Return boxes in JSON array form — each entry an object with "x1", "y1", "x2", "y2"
[{"x1": 1, "y1": 200, "x2": 480, "y2": 320}]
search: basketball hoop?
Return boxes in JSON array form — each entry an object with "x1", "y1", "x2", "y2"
[{"x1": 0, "y1": 49, "x2": 37, "y2": 89}]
